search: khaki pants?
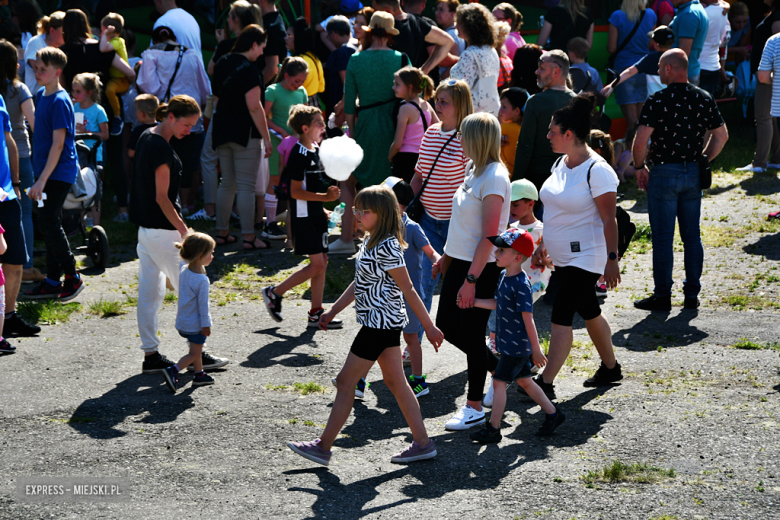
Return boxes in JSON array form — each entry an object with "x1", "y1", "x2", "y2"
[
  {"x1": 216, "y1": 139, "x2": 262, "y2": 235},
  {"x1": 753, "y1": 82, "x2": 780, "y2": 168}
]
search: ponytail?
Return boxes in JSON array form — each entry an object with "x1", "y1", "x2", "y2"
[
  {"x1": 396, "y1": 66, "x2": 434, "y2": 100},
  {"x1": 274, "y1": 56, "x2": 309, "y2": 84},
  {"x1": 38, "y1": 11, "x2": 65, "y2": 35},
  {"x1": 552, "y1": 92, "x2": 597, "y2": 144},
  {"x1": 156, "y1": 95, "x2": 201, "y2": 122}
]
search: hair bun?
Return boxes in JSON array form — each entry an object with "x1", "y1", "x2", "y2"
[{"x1": 571, "y1": 92, "x2": 597, "y2": 118}]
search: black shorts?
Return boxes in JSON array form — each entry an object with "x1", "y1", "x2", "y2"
[
  {"x1": 391, "y1": 152, "x2": 419, "y2": 184},
  {"x1": 350, "y1": 326, "x2": 402, "y2": 361},
  {"x1": 170, "y1": 130, "x2": 206, "y2": 189},
  {"x1": 291, "y1": 213, "x2": 329, "y2": 256},
  {"x1": 0, "y1": 197, "x2": 28, "y2": 265},
  {"x1": 551, "y1": 265, "x2": 602, "y2": 327}
]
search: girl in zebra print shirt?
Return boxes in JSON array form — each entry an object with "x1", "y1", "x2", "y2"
[{"x1": 288, "y1": 185, "x2": 445, "y2": 467}]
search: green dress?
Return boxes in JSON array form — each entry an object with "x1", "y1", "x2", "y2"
[{"x1": 344, "y1": 49, "x2": 406, "y2": 187}]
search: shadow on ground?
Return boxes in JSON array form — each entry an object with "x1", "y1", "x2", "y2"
[
  {"x1": 243, "y1": 327, "x2": 322, "y2": 369},
  {"x1": 612, "y1": 309, "x2": 706, "y2": 351}
]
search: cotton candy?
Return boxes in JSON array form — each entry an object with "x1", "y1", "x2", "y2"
[{"x1": 319, "y1": 136, "x2": 364, "y2": 182}]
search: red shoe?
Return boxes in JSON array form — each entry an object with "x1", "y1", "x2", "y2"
[
  {"x1": 59, "y1": 274, "x2": 84, "y2": 302},
  {"x1": 24, "y1": 280, "x2": 61, "y2": 300},
  {"x1": 768, "y1": 210, "x2": 780, "y2": 220}
]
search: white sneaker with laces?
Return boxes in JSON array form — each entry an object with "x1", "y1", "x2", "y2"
[
  {"x1": 737, "y1": 164, "x2": 766, "y2": 173},
  {"x1": 483, "y1": 377, "x2": 495, "y2": 408},
  {"x1": 186, "y1": 208, "x2": 215, "y2": 221},
  {"x1": 444, "y1": 404, "x2": 486, "y2": 431},
  {"x1": 328, "y1": 238, "x2": 356, "y2": 255},
  {"x1": 402, "y1": 347, "x2": 411, "y2": 367}
]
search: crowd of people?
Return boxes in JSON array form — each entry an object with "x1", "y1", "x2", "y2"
[{"x1": 0, "y1": 0, "x2": 763, "y2": 467}]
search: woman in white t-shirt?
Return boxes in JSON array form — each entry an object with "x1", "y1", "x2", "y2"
[
  {"x1": 431, "y1": 112, "x2": 510, "y2": 431},
  {"x1": 529, "y1": 93, "x2": 623, "y2": 399}
]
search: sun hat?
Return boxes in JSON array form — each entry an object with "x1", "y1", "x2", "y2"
[
  {"x1": 487, "y1": 228, "x2": 535, "y2": 258},
  {"x1": 510, "y1": 179, "x2": 538, "y2": 201},
  {"x1": 363, "y1": 11, "x2": 399, "y2": 36}
]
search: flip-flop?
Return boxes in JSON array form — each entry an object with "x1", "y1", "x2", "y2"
[
  {"x1": 215, "y1": 234, "x2": 238, "y2": 246},
  {"x1": 243, "y1": 238, "x2": 272, "y2": 251}
]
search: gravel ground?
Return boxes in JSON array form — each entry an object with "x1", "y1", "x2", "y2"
[{"x1": 0, "y1": 167, "x2": 779, "y2": 520}]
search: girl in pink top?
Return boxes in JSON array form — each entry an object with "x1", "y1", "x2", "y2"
[{"x1": 388, "y1": 66, "x2": 439, "y2": 183}]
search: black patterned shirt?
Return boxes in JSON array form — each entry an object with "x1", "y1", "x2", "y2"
[
  {"x1": 354, "y1": 236, "x2": 407, "y2": 329},
  {"x1": 639, "y1": 82, "x2": 725, "y2": 164}
]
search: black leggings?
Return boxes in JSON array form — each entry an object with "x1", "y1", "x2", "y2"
[{"x1": 436, "y1": 258, "x2": 500, "y2": 402}]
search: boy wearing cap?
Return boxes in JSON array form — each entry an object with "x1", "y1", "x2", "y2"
[
  {"x1": 469, "y1": 228, "x2": 565, "y2": 444},
  {"x1": 602, "y1": 26, "x2": 676, "y2": 101}
]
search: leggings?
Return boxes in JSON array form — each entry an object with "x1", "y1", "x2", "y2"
[{"x1": 436, "y1": 258, "x2": 500, "y2": 402}]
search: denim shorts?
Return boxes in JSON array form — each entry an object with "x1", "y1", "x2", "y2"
[
  {"x1": 614, "y1": 72, "x2": 648, "y2": 106},
  {"x1": 178, "y1": 329, "x2": 207, "y2": 345},
  {"x1": 493, "y1": 353, "x2": 534, "y2": 383}
]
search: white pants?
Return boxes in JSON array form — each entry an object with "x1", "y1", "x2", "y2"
[{"x1": 137, "y1": 227, "x2": 182, "y2": 353}]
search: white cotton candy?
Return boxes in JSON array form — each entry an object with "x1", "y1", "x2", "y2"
[{"x1": 319, "y1": 136, "x2": 364, "y2": 182}]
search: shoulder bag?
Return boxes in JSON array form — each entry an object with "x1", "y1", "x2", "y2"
[
  {"x1": 162, "y1": 44, "x2": 186, "y2": 103},
  {"x1": 607, "y1": 10, "x2": 646, "y2": 85},
  {"x1": 406, "y1": 132, "x2": 458, "y2": 223}
]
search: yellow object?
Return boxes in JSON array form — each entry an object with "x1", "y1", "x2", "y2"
[
  {"x1": 301, "y1": 52, "x2": 325, "y2": 97},
  {"x1": 500, "y1": 121, "x2": 521, "y2": 176},
  {"x1": 108, "y1": 37, "x2": 129, "y2": 78}
]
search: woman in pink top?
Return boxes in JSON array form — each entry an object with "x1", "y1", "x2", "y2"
[
  {"x1": 388, "y1": 67, "x2": 439, "y2": 183},
  {"x1": 492, "y1": 3, "x2": 526, "y2": 60}
]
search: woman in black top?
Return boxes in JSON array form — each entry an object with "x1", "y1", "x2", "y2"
[
  {"x1": 537, "y1": 0, "x2": 594, "y2": 51},
  {"x1": 208, "y1": 0, "x2": 263, "y2": 76},
  {"x1": 212, "y1": 25, "x2": 273, "y2": 251}
]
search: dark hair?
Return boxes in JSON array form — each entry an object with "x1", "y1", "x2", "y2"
[
  {"x1": 155, "y1": 95, "x2": 202, "y2": 122},
  {"x1": 390, "y1": 179, "x2": 414, "y2": 206},
  {"x1": 288, "y1": 104, "x2": 322, "y2": 134},
  {"x1": 326, "y1": 15, "x2": 351, "y2": 37},
  {"x1": 62, "y1": 9, "x2": 91, "y2": 45},
  {"x1": 274, "y1": 56, "x2": 309, "y2": 83},
  {"x1": 291, "y1": 16, "x2": 317, "y2": 56},
  {"x1": 511, "y1": 44, "x2": 543, "y2": 95},
  {"x1": 125, "y1": 29, "x2": 137, "y2": 52},
  {"x1": 14, "y1": 0, "x2": 42, "y2": 35},
  {"x1": 455, "y1": 3, "x2": 496, "y2": 48},
  {"x1": 493, "y1": 2, "x2": 522, "y2": 33},
  {"x1": 500, "y1": 87, "x2": 528, "y2": 111},
  {"x1": 38, "y1": 11, "x2": 65, "y2": 35},
  {"x1": 567, "y1": 36, "x2": 589, "y2": 60},
  {"x1": 363, "y1": 28, "x2": 394, "y2": 48},
  {"x1": 231, "y1": 24, "x2": 267, "y2": 53},
  {"x1": 590, "y1": 129, "x2": 613, "y2": 165},
  {"x1": 152, "y1": 26, "x2": 177, "y2": 44},
  {"x1": 0, "y1": 40, "x2": 19, "y2": 90},
  {"x1": 396, "y1": 66, "x2": 434, "y2": 100},
  {"x1": 552, "y1": 92, "x2": 597, "y2": 143}
]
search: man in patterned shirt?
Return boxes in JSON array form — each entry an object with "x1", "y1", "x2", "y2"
[{"x1": 632, "y1": 49, "x2": 728, "y2": 312}]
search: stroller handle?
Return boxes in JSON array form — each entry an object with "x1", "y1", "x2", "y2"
[{"x1": 75, "y1": 134, "x2": 103, "y2": 167}]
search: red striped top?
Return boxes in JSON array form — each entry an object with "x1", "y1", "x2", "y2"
[{"x1": 415, "y1": 125, "x2": 469, "y2": 221}]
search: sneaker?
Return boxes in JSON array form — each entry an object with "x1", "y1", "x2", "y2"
[
  {"x1": 263, "y1": 222, "x2": 286, "y2": 240},
  {"x1": 0, "y1": 339, "x2": 16, "y2": 354},
  {"x1": 769, "y1": 210, "x2": 780, "y2": 220},
  {"x1": 595, "y1": 282, "x2": 607, "y2": 297},
  {"x1": 288, "y1": 438, "x2": 331, "y2": 466},
  {"x1": 3, "y1": 313, "x2": 41, "y2": 337},
  {"x1": 142, "y1": 352, "x2": 176, "y2": 374},
  {"x1": 408, "y1": 374, "x2": 429, "y2": 397},
  {"x1": 583, "y1": 362, "x2": 623, "y2": 387},
  {"x1": 469, "y1": 424, "x2": 502, "y2": 444},
  {"x1": 202, "y1": 352, "x2": 229, "y2": 370},
  {"x1": 401, "y1": 347, "x2": 411, "y2": 367},
  {"x1": 186, "y1": 208, "x2": 215, "y2": 221},
  {"x1": 536, "y1": 410, "x2": 566, "y2": 436},
  {"x1": 113, "y1": 212, "x2": 129, "y2": 223},
  {"x1": 390, "y1": 439, "x2": 437, "y2": 464},
  {"x1": 483, "y1": 376, "x2": 496, "y2": 408},
  {"x1": 517, "y1": 375, "x2": 556, "y2": 400},
  {"x1": 328, "y1": 238, "x2": 357, "y2": 256},
  {"x1": 59, "y1": 274, "x2": 84, "y2": 302},
  {"x1": 633, "y1": 294, "x2": 671, "y2": 311},
  {"x1": 24, "y1": 280, "x2": 62, "y2": 300},
  {"x1": 486, "y1": 337, "x2": 499, "y2": 356},
  {"x1": 737, "y1": 164, "x2": 766, "y2": 173},
  {"x1": 161, "y1": 366, "x2": 179, "y2": 393},
  {"x1": 109, "y1": 117, "x2": 124, "y2": 136},
  {"x1": 192, "y1": 372, "x2": 215, "y2": 386},
  {"x1": 331, "y1": 376, "x2": 369, "y2": 398},
  {"x1": 307, "y1": 308, "x2": 343, "y2": 329},
  {"x1": 444, "y1": 404, "x2": 486, "y2": 431},
  {"x1": 684, "y1": 297, "x2": 700, "y2": 310},
  {"x1": 262, "y1": 286, "x2": 283, "y2": 322}
]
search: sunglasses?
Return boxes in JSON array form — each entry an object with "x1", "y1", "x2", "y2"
[
  {"x1": 352, "y1": 208, "x2": 373, "y2": 217},
  {"x1": 443, "y1": 78, "x2": 459, "y2": 87}
]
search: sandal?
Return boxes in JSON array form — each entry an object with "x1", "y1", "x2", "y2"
[
  {"x1": 243, "y1": 238, "x2": 271, "y2": 250},
  {"x1": 215, "y1": 234, "x2": 238, "y2": 246}
]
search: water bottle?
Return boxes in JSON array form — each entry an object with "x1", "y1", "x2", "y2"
[{"x1": 328, "y1": 203, "x2": 346, "y2": 230}]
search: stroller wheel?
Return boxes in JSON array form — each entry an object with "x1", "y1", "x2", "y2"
[{"x1": 88, "y1": 226, "x2": 110, "y2": 268}]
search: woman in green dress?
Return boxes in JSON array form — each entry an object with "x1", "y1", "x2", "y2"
[{"x1": 332, "y1": 11, "x2": 409, "y2": 255}]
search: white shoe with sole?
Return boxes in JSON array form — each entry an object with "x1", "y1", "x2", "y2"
[
  {"x1": 483, "y1": 377, "x2": 495, "y2": 408},
  {"x1": 444, "y1": 404, "x2": 486, "y2": 431},
  {"x1": 737, "y1": 164, "x2": 766, "y2": 173}
]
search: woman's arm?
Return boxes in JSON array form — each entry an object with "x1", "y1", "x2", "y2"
[
  {"x1": 388, "y1": 266, "x2": 444, "y2": 350},
  {"x1": 537, "y1": 20, "x2": 552, "y2": 48},
  {"x1": 607, "y1": 23, "x2": 618, "y2": 55},
  {"x1": 246, "y1": 86, "x2": 272, "y2": 157},
  {"x1": 457, "y1": 193, "x2": 504, "y2": 309},
  {"x1": 154, "y1": 163, "x2": 188, "y2": 236},
  {"x1": 585, "y1": 23, "x2": 595, "y2": 49},
  {"x1": 111, "y1": 53, "x2": 135, "y2": 81},
  {"x1": 389, "y1": 104, "x2": 413, "y2": 162},
  {"x1": 21, "y1": 97, "x2": 34, "y2": 133},
  {"x1": 594, "y1": 191, "x2": 620, "y2": 289}
]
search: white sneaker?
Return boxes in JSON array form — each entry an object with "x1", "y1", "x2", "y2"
[
  {"x1": 483, "y1": 377, "x2": 495, "y2": 408},
  {"x1": 737, "y1": 164, "x2": 766, "y2": 173},
  {"x1": 486, "y1": 337, "x2": 499, "y2": 356},
  {"x1": 444, "y1": 404, "x2": 486, "y2": 431},
  {"x1": 328, "y1": 238, "x2": 357, "y2": 255},
  {"x1": 186, "y1": 208, "x2": 215, "y2": 221},
  {"x1": 402, "y1": 347, "x2": 411, "y2": 367}
]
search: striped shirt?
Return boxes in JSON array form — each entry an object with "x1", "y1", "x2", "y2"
[
  {"x1": 415, "y1": 125, "x2": 469, "y2": 220},
  {"x1": 759, "y1": 33, "x2": 780, "y2": 117}
]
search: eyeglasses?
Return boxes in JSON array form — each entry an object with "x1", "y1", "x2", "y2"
[{"x1": 353, "y1": 208, "x2": 373, "y2": 217}]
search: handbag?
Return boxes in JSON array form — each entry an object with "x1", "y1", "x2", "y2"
[
  {"x1": 607, "y1": 10, "x2": 645, "y2": 85},
  {"x1": 406, "y1": 132, "x2": 458, "y2": 223},
  {"x1": 699, "y1": 154, "x2": 712, "y2": 190},
  {"x1": 162, "y1": 44, "x2": 186, "y2": 103}
]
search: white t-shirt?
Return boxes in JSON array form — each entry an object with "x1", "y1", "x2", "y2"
[
  {"x1": 154, "y1": 8, "x2": 204, "y2": 66},
  {"x1": 701, "y1": 4, "x2": 729, "y2": 72},
  {"x1": 445, "y1": 161, "x2": 511, "y2": 263},
  {"x1": 539, "y1": 156, "x2": 619, "y2": 275},
  {"x1": 23, "y1": 34, "x2": 46, "y2": 97}
]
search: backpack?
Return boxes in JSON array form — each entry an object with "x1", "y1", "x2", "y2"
[{"x1": 570, "y1": 67, "x2": 596, "y2": 95}]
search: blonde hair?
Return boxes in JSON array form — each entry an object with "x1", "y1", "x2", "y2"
[
  {"x1": 230, "y1": 0, "x2": 263, "y2": 29},
  {"x1": 176, "y1": 232, "x2": 216, "y2": 263},
  {"x1": 354, "y1": 185, "x2": 407, "y2": 250},
  {"x1": 37, "y1": 11, "x2": 65, "y2": 35},
  {"x1": 395, "y1": 66, "x2": 434, "y2": 100},
  {"x1": 620, "y1": 0, "x2": 647, "y2": 23},
  {"x1": 434, "y1": 79, "x2": 473, "y2": 131},
  {"x1": 560, "y1": 0, "x2": 587, "y2": 22},
  {"x1": 495, "y1": 21, "x2": 511, "y2": 51},
  {"x1": 101, "y1": 12, "x2": 125, "y2": 33},
  {"x1": 288, "y1": 104, "x2": 321, "y2": 134},
  {"x1": 72, "y1": 73, "x2": 102, "y2": 103},
  {"x1": 275, "y1": 56, "x2": 309, "y2": 84},
  {"x1": 134, "y1": 93, "x2": 160, "y2": 119},
  {"x1": 460, "y1": 113, "x2": 502, "y2": 176}
]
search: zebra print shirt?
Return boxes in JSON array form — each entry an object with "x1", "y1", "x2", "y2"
[{"x1": 354, "y1": 235, "x2": 408, "y2": 329}]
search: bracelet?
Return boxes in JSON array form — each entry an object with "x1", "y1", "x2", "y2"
[{"x1": 11, "y1": 182, "x2": 20, "y2": 187}]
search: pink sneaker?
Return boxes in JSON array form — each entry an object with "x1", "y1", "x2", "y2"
[
  {"x1": 390, "y1": 439, "x2": 437, "y2": 464},
  {"x1": 288, "y1": 438, "x2": 331, "y2": 466}
]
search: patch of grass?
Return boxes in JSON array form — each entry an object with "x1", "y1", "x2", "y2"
[
  {"x1": 628, "y1": 223, "x2": 652, "y2": 254},
  {"x1": 650, "y1": 516, "x2": 678, "y2": 520},
  {"x1": 163, "y1": 291, "x2": 178, "y2": 304},
  {"x1": 87, "y1": 298, "x2": 127, "y2": 318},
  {"x1": 265, "y1": 383, "x2": 288, "y2": 391},
  {"x1": 718, "y1": 294, "x2": 780, "y2": 311},
  {"x1": 582, "y1": 460, "x2": 676, "y2": 485},
  {"x1": 733, "y1": 338, "x2": 780, "y2": 351},
  {"x1": 18, "y1": 300, "x2": 82, "y2": 325},
  {"x1": 294, "y1": 381, "x2": 326, "y2": 395},
  {"x1": 756, "y1": 481, "x2": 765, "y2": 492}
]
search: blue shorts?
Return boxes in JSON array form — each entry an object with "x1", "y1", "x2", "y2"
[
  {"x1": 178, "y1": 329, "x2": 207, "y2": 345},
  {"x1": 614, "y1": 72, "x2": 647, "y2": 106},
  {"x1": 403, "y1": 299, "x2": 423, "y2": 334},
  {"x1": 493, "y1": 353, "x2": 534, "y2": 383}
]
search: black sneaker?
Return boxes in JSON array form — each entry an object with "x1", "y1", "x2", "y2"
[
  {"x1": 262, "y1": 286, "x2": 283, "y2": 322},
  {"x1": 536, "y1": 410, "x2": 566, "y2": 436},
  {"x1": 0, "y1": 339, "x2": 16, "y2": 354},
  {"x1": 142, "y1": 352, "x2": 176, "y2": 374},
  {"x1": 263, "y1": 222, "x2": 286, "y2": 240},
  {"x1": 3, "y1": 313, "x2": 41, "y2": 337},
  {"x1": 24, "y1": 280, "x2": 61, "y2": 300},
  {"x1": 469, "y1": 424, "x2": 502, "y2": 444},
  {"x1": 633, "y1": 295, "x2": 671, "y2": 311},
  {"x1": 192, "y1": 372, "x2": 215, "y2": 386},
  {"x1": 60, "y1": 274, "x2": 84, "y2": 302},
  {"x1": 583, "y1": 361, "x2": 623, "y2": 387},
  {"x1": 162, "y1": 366, "x2": 179, "y2": 393},
  {"x1": 307, "y1": 308, "x2": 343, "y2": 329},
  {"x1": 187, "y1": 351, "x2": 229, "y2": 371},
  {"x1": 517, "y1": 374, "x2": 556, "y2": 400},
  {"x1": 684, "y1": 297, "x2": 700, "y2": 310}
]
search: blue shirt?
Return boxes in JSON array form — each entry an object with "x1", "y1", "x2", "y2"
[
  {"x1": 571, "y1": 63, "x2": 604, "y2": 92},
  {"x1": 494, "y1": 270, "x2": 534, "y2": 357},
  {"x1": 670, "y1": 0, "x2": 710, "y2": 78},
  {"x1": 608, "y1": 9, "x2": 657, "y2": 72},
  {"x1": 401, "y1": 213, "x2": 430, "y2": 299},
  {"x1": 74, "y1": 102, "x2": 108, "y2": 163},
  {"x1": 0, "y1": 95, "x2": 16, "y2": 201},
  {"x1": 33, "y1": 89, "x2": 78, "y2": 184}
]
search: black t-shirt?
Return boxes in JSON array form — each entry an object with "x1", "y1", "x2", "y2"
[
  {"x1": 634, "y1": 51, "x2": 663, "y2": 75},
  {"x1": 61, "y1": 42, "x2": 115, "y2": 94},
  {"x1": 288, "y1": 142, "x2": 328, "y2": 220},
  {"x1": 213, "y1": 40, "x2": 266, "y2": 106},
  {"x1": 212, "y1": 53, "x2": 264, "y2": 148},
  {"x1": 129, "y1": 129, "x2": 183, "y2": 230},
  {"x1": 752, "y1": 10, "x2": 780, "y2": 73},
  {"x1": 324, "y1": 42, "x2": 357, "y2": 112},
  {"x1": 544, "y1": 6, "x2": 593, "y2": 51},
  {"x1": 393, "y1": 13, "x2": 432, "y2": 70},
  {"x1": 129, "y1": 123, "x2": 156, "y2": 151},
  {"x1": 639, "y1": 83, "x2": 725, "y2": 164},
  {"x1": 257, "y1": 11, "x2": 287, "y2": 86}
]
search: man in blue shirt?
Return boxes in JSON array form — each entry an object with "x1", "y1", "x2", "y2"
[{"x1": 670, "y1": 0, "x2": 710, "y2": 83}]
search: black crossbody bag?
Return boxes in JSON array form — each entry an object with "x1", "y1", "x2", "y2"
[
  {"x1": 406, "y1": 132, "x2": 457, "y2": 223},
  {"x1": 607, "y1": 10, "x2": 645, "y2": 85}
]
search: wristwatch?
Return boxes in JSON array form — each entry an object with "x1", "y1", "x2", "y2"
[
  {"x1": 11, "y1": 182, "x2": 20, "y2": 187},
  {"x1": 608, "y1": 252, "x2": 618, "y2": 261},
  {"x1": 465, "y1": 274, "x2": 478, "y2": 284},
  {"x1": 634, "y1": 163, "x2": 645, "y2": 170}
]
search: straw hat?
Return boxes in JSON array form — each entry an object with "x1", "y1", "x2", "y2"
[{"x1": 363, "y1": 11, "x2": 399, "y2": 36}]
